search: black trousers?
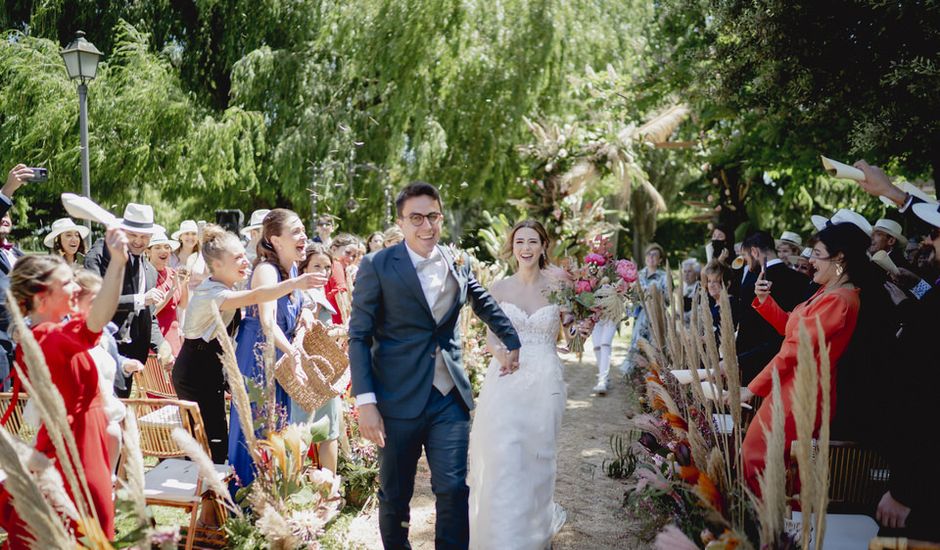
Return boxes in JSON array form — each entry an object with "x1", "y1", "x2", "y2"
[{"x1": 172, "y1": 338, "x2": 228, "y2": 463}]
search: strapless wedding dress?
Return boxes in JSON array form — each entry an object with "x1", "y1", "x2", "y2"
[{"x1": 468, "y1": 302, "x2": 567, "y2": 550}]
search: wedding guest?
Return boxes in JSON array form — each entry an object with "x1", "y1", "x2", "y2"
[
  {"x1": 84, "y1": 203, "x2": 170, "y2": 397},
  {"x1": 367, "y1": 231, "x2": 385, "y2": 253},
  {"x1": 73, "y1": 269, "x2": 144, "y2": 467},
  {"x1": 620, "y1": 243, "x2": 668, "y2": 374},
  {"x1": 0, "y1": 164, "x2": 35, "y2": 391},
  {"x1": 1, "y1": 229, "x2": 130, "y2": 542},
  {"x1": 0, "y1": 212, "x2": 24, "y2": 275},
  {"x1": 383, "y1": 225, "x2": 404, "y2": 247},
  {"x1": 703, "y1": 260, "x2": 738, "y2": 339},
  {"x1": 170, "y1": 220, "x2": 199, "y2": 269},
  {"x1": 313, "y1": 214, "x2": 335, "y2": 247},
  {"x1": 148, "y1": 232, "x2": 189, "y2": 357},
  {"x1": 790, "y1": 248, "x2": 815, "y2": 278},
  {"x1": 681, "y1": 258, "x2": 701, "y2": 323},
  {"x1": 741, "y1": 222, "x2": 868, "y2": 495},
  {"x1": 705, "y1": 224, "x2": 733, "y2": 263},
  {"x1": 326, "y1": 233, "x2": 359, "y2": 324},
  {"x1": 870, "y1": 218, "x2": 912, "y2": 272},
  {"x1": 229, "y1": 209, "x2": 315, "y2": 487},
  {"x1": 296, "y1": 242, "x2": 341, "y2": 473},
  {"x1": 240, "y1": 209, "x2": 270, "y2": 263},
  {"x1": 735, "y1": 231, "x2": 810, "y2": 385},
  {"x1": 775, "y1": 231, "x2": 802, "y2": 262},
  {"x1": 43, "y1": 217, "x2": 89, "y2": 268},
  {"x1": 173, "y1": 224, "x2": 319, "y2": 463}
]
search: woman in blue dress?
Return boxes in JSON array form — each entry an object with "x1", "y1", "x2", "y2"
[
  {"x1": 620, "y1": 242, "x2": 669, "y2": 374},
  {"x1": 228, "y1": 208, "x2": 318, "y2": 488}
]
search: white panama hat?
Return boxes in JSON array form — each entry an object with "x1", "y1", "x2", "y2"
[
  {"x1": 872, "y1": 219, "x2": 908, "y2": 247},
  {"x1": 912, "y1": 201, "x2": 940, "y2": 230},
  {"x1": 148, "y1": 231, "x2": 180, "y2": 252},
  {"x1": 116, "y1": 203, "x2": 164, "y2": 235},
  {"x1": 810, "y1": 208, "x2": 873, "y2": 236},
  {"x1": 777, "y1": 231, "x2": 802, "y2": 247},
  {"x1": 43, "y1": 217, "x2": 90, "y2": 248},
  {"x1": 171, "y1": 219, "x2": 199, "y2": 240},
  {"x1": 240, "y1": 209, "x2": 270, "y2": 237}
]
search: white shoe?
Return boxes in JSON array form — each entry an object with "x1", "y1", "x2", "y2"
[{"x1": 592, "y1": 380, "x2": 608, "y2": 395}]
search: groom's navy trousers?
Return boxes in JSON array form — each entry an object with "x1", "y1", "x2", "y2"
[{"x1": 348, "y1": 243, "x2": 519, "y2": 550}]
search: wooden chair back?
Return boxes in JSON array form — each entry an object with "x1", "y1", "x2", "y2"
[
  {"x1": 788, "y1": 439, "x2": 891, "y2": 514},
  {"x1": 870, "y1": 538, "x2": 940, "y2": 550},
  {"x1": 122, "y1": 398, "x2": 211, "y2": 458},
  {"x1": 0, "y1": 392, "x2": 38, "y2": 442},
  {"x1": 134, "y1": 354, "x2": 177, "y2": 399}
]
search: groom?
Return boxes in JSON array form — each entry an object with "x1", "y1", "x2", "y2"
[{"x1": 349, "y1": 182, "x2": 521, "y2": 550}]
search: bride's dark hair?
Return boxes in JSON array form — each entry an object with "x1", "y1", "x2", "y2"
[{"x1": 501, "y1": 220, "x2": 552, "y2": 269}]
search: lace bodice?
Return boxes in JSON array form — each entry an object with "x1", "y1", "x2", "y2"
[{"x1": 500, "y1": 302, "x2": 561, "y2": 347}]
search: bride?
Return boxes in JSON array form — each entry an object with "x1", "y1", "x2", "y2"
[{"x1": 468, "y1": 219, "x2": 592, "y2": 550}]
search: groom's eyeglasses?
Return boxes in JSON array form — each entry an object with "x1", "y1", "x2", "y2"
[{"x1": 405, "y1": 212, "x2": 443, "y2": 227}]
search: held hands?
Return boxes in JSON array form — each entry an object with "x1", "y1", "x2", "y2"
[
  {"x1": 358, "y1": 403, "x2": 386, "y2": 448},
  {"x1": 498, "y1": 348, "x2": 520, "y2": 377}
]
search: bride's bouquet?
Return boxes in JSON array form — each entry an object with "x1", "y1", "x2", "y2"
[{"x1": 545, "y1": 236, "x2": 639, "y2": 353}]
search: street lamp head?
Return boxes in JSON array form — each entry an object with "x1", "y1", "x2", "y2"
[{"x1": 60, "y1": 31, "x2": 103, "y2": 84}]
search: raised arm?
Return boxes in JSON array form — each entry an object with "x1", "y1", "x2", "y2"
[
  {"x1": 216, "y1": 271, "x2": 319, "y2": 311},
  {"x1": 87, "y1": 229, "x2": 128, "y2": 333}
]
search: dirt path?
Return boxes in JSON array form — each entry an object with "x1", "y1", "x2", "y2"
[{"x1": 337, "y1": 334, "x2": 639, "y2": 549}]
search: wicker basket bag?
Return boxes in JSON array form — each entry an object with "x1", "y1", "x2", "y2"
[{"x1": 274, "y1": 322, "x2": 350, "y2": 413}]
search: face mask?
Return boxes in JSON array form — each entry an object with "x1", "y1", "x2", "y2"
[{"x1": 711, "y1": 239, "x2": 728, "y2": 257}]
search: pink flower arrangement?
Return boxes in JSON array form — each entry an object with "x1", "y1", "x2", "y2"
[
  {"x1": 575, "y1": 279, "x2": 594, "y2": 294},
  {"x1": 617, "y1": 259, "x2": 638, "y2": 283},
  {"x1": 584, "y1": 253, "x2": 607, "y2": 266}
]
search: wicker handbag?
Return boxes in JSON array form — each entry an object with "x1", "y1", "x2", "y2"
[{"x1": 274, "y1": 322, "x2": 350, "y2": 413}]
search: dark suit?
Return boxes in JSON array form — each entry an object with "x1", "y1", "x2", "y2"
[
  {"x1": 736, "y1": 260, "x2": 811, "y2": 384},
  {"x1": 349, "y1": 242, "x2": 520, "y2": 550},
  {"x1": 84, "y1": 238, "x2": 164, "y2": 397}
]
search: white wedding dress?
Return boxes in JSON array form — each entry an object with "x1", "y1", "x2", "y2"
[{"x1": 468, "y1": 303, "x2": 567, "y2": 550}]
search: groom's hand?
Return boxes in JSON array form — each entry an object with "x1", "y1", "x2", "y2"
[
  {"x1": 358, "y1": 403, "x2": 386, "y2": 448},
  {"x1": 498, "y1": 348, "x2": 520, "y2": 376}
]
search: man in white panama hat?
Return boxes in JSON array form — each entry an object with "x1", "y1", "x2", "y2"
[
  {"x1": 240, "y1": 209, "x2": 270, "y2": 263},
  {"x1": 870, "y1": 218, "x2": 912, "y2": 272},
  {"x1": 85, "y1": 202, "x2": 171, "y2": 397},
  {"x1": 775, "y1": 230, "x2": 802, "y2": 262}
]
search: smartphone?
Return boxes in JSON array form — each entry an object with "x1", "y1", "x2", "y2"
[{"x1": 26, "y1": 167, "x2": 48, "y2": 183}]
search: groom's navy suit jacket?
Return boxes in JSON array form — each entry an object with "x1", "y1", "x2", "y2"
[{"x1": 349, "y1": 242, "x2": 521, "y2": 419}]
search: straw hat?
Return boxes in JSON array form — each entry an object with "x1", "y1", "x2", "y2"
[
  {"x1": 148, "y1": 231, "x2": 180, "y2": 252},
  {"x1": 171, "y1": 219, "x2": 198, "y2": 240},
  {"x1": 777, "y1": 231, "x2": 802, "y2": 247},
  {"x1": 116, "y1": 203, "x2": 164, "y2": 235},
  {"x1": 240, "y1": 209, "x2": 270, "y2": 237},
  {"x1": 43, "y1": 217, "x2": 90, "y2": 248},
  {"x1": 810, "y1": 208, "x2": 873, "y2": 236},
  {"x1": 872, "y1": 219, "x2": 908, "y2": 246}
]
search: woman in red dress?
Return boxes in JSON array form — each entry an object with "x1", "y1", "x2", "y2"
[
  {"x1": 0, "y1": 228, "x2": 129, "y2": 546},
  {"x1": 148, "y1": 231, "x2": 189, "y2": 357},
  {"x1": 741, "y1": 222, "x2": 872, "y2": 494},
  {"x1": 326, "y1": 233, "x2": 358, "y2": 324}
]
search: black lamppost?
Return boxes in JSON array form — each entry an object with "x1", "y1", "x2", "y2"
[{"x1": 60, "y1": 31, "x2": 103, "y2": 230}]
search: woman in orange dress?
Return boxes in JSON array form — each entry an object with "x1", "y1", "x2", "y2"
[
  {"x1": 741, "y1": 222, "x2": 872, "y2": 494},
  {"x1": 0, "y1": 228, "x2": 129, "y2": 546}
]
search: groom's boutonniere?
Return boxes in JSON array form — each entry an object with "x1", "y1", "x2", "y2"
[{"x1": 445, "y1": 243, "x2": 467, "y2": 269}]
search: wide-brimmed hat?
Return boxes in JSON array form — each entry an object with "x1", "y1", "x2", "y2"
[
  {"x1": 811, "y1": 209, "x2": 873, "y2": 236},
  {"x1": 240, "y1": 209, "x2": 270, "y2": 237},
  {"x1": 800, "y1": 247, "x2": 812, "y2": 259},
  {"x1": 879, "y1": 181, "x2": 937, "y2": 208},
  {"x1": 148, "y1": 231, "x2": 180, "y2": 252},
  {"x1": 872, "y1": 219, "x2": 908, "y2": 246},
  {"x1": 777, "y1": 231, "x2": 802, "y2": 247},
  {"x1": 43, "y1": 217, "x2": 90, "y2": 248},
  {"x1": 116, "y1": 203, "x2": 164, "y2": 235},
  {"x1": 171, "y1": 219, "x2": 198, "y2": 240},
  {"x1": 912, "y1": 201, "x2": 940, "y2": 229}
]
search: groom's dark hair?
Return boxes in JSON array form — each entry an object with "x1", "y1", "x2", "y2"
[{"x1": 396, "y1": 181, "x2": 442, "y2": 217}]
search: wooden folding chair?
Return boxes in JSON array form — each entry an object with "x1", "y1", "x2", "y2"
[
  {"x1": 788, "y1": 439, "x2": 891, "y2": 515},
  {"x1": 134, "y1": 354, "x2": 177, "y2": 399},
  {"x1": 0, "y1": 392, "x2": 38, "y2": 443},
  {"x1": 122, "y1": 398, "x2": 231, "y2": 549},
  {"x1": 869, "y1": 538, "x2": 940, "y2": 549}
]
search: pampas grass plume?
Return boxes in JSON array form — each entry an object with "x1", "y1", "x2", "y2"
[{"x1": 755, "y1": 369, "x2": 786, "y2": 547}]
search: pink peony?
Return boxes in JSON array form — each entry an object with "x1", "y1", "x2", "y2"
[
  {"x1": 617, "y1": 259, "x2": 638, "y2": 283},
  {"x1": 574, "y1": 279, "x2": 594, "y2": 294},
  {"x1": 584, "y1": 253, "x2": 607, "y2": 266}
]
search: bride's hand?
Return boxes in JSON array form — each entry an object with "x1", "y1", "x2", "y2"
[{"x1": 498, "y1": 348, "x2": 520, "y2": 377}]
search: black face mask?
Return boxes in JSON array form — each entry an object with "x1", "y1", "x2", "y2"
[{"x1": 711, "y1": 239, "x2": 729, "y2": 258}]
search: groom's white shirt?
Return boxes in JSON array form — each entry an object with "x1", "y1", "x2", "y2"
[{"x1": 354, "y1": 242, "x2": 450, "y2": 407}]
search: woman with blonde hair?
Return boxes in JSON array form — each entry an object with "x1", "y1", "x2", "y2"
[{"x1": 620, "y1": 242, "x2": 669, "y2": 374}]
